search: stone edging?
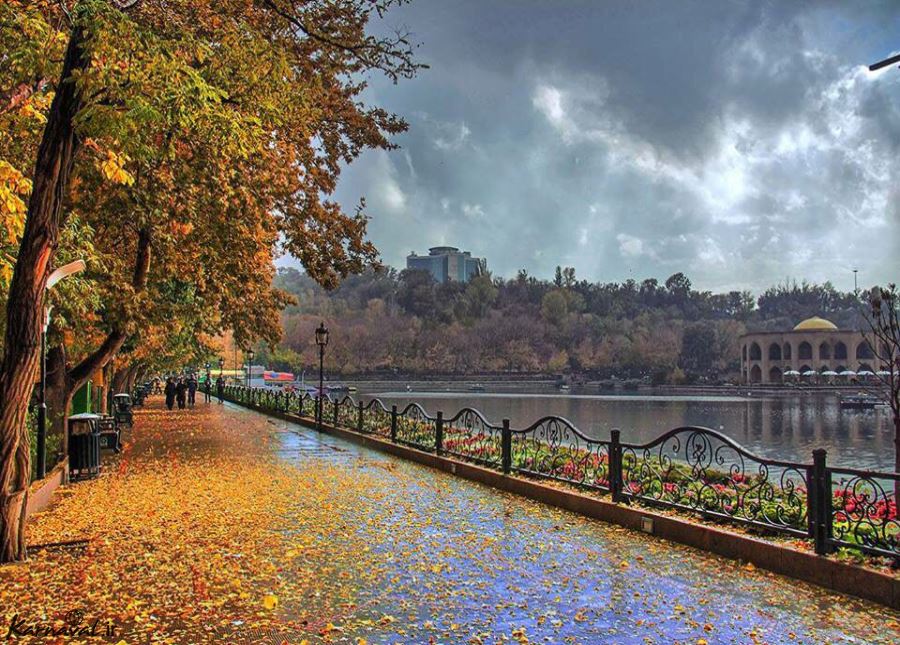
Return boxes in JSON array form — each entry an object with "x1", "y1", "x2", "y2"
[
  {"x1": 26, "y1": 458, "x2": 68, "y2": 519},
  {"x1": 231, "y1": 399, "x2": 900, "y2": 610}
]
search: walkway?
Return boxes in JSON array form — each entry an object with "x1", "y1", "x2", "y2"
[{"x1": 3, "y1": 399, "x2": 898, "y2": 643}]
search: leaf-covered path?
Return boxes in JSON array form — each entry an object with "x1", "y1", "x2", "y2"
[{"x1": 3, "y1": 398, "x2": 898, "y2": 644}]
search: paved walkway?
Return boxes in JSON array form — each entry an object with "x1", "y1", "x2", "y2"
[{"x1": 3, "y1": 398, "x2": 898, "y2": 644}]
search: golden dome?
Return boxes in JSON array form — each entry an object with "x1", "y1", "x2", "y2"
[{"x1": 793, "y1": 316, "x2": 838, "y2": 331}]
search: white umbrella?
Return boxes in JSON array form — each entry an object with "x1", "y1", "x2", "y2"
[
  {"x1": 877, "y1": 370, "x2": 893, "y2": 377},
  {"x1": 839, "y1": 370, "x2": 856, "y2": 377},
  {"x1": 821, "y1": 370, "x2": 838, "y2": 377},
  {"x1": 784, "y1": 370, "x2": 800, "y2": 376},
  {"x1": 802, "y1": 370, "x2": 817, "y2": 377},
  {"x1": 857, "y1": 370, "x2": 875, "y2": 377}
]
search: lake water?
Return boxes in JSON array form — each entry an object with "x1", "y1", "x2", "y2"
[{"x1": 352, "y1": 384, "x2": 894, "y2": 472}]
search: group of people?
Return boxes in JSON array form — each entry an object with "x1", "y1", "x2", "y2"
[{"x1": 163, "y1": 373, "x2": 227, "y2": 410}]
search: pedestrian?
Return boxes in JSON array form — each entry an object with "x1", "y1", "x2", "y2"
[
  {"x1": 187, "y1": 374, "x2": 198, "y2": 407},
  {"x1": 216, "y1": 375, "x2": 225, "y2": 404},
  {"x1": 203, "y1": 373, "x2": 212, "y2": 403},
  {"x1": 175, "y1": 377, "x2": 187, "y2": 409},
  {"x1": 164, "y1": 377, "x2": 176, "y2": 410}
]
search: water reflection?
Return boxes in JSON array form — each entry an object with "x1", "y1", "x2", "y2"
[{"x1": 355, "y1": 387, "x2": 892, "y2": 471}]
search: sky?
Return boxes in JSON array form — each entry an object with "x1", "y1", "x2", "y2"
[{"x1": 317, "y1": 0, "x2": 900, "y2": 293}]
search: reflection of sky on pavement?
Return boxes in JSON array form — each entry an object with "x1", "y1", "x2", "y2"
[{"x1": 270, "y1": 414, "x2": 898, "y2": 644}]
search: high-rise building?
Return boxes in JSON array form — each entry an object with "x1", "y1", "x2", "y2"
[{"x1": 406, "y1": 246, "x2": 486, "y2": 284}]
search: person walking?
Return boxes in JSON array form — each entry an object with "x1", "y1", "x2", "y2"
[
  {"x1": 164, "y1": 377, "x2": 176, "y2": 410},
  {"x1": 216, "y1": 375, "x2": 225, "y2": 404},
  {"x1": 175, "y1": 377, "x2": 188, "y2": 409},
  {"x1": 187, "y1": 374, "x2": 198, "y2": 407},
  {"x1": 203, "y1": 372, "x2": 212, "y2": 403}
]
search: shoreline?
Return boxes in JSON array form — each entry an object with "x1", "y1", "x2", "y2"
[{"x1": 338, "y1": 378, "x2": 868, "y2": 399}]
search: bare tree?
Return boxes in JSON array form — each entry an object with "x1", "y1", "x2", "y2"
[{"x1": 863, "y1": 285, "x2": 900, "y2": 479}]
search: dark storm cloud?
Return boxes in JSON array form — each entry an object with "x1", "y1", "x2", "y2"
[{"x1": 325, "y1": 0, "x2": 900, "y2": 291}]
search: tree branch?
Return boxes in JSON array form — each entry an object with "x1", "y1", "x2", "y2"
[{"x1": 67, "y1": 227, "x2": 152, "y2": 389}]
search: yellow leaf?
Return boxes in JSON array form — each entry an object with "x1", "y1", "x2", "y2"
[{"x1": 262, "y1": 593, "x2": 278, "y2": 609}]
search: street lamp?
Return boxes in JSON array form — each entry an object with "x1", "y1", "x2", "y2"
[
  {"x1": 869, "y1": 53, "x2": 900, "y2": 72},
  {"x1": 246, "y1": 348, "x2": 255, "y2": 388},
  {"x1": 37, "y1": 259, "x2": 86, "y2": 479},
  {"x1": 315, "y1": 322, "x2": 329, "y2": 428}
]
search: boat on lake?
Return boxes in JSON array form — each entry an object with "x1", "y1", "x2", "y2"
[{"x1": 839, "y1": 393, "x2": 881, "y2": 410}]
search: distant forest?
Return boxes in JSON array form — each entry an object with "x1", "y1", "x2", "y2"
[{"x1": 255, "y1": 266, "x2": 868, "y2": 383}]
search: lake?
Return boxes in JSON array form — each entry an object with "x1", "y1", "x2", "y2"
[{"x1": 351, "y1": 383, "x2": 894, "y2": 472}]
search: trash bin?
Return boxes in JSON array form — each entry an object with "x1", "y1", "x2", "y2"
[
  {"x1": 113, "y1": 393, "x2": 133, "y2": 427},
  {"x1": 68, "y1": 413, "x2": 101, "y2": 480}
]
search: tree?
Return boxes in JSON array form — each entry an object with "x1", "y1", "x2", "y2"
[
  {"x1": 0, "y1": 0, "x2": 420, "y2": 561},
  {"x1": 665, "y1": 272, "x2": 692, "y2": 306},
  {"x1": 678, "y1": 322, "x2": 718, "y2": 378},
  {"x1": 864, "y1": 285, "x2": 900, "y2": 482},
  {"x1": 462, "y1": 275, "x2": 497, "y2": 319},
  {"x1": 541, "y1": 290, "x2": 568, "y2": 327}
]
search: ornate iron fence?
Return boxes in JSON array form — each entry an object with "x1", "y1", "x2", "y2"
[
  {"x1": 509, "y1": 416, "x2": 612, "y2": 493},
  {"x1": 620, "y1": 428, "x2": 809, "y2": 537},
  {"x1": 442, "y1": 408, "x2": 505, "y2": 469},
  {"x1": 826, "y1": 465, "x2": 899, "y2": 559},
  {"x1": 219, "y1": 386, "x2": 899, "y2": 559}
]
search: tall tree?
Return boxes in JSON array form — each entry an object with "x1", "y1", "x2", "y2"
[{"x1": 0, "y1": 0, "x2": 420, "y2": 561}]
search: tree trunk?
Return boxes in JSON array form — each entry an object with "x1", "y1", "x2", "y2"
[
  {"x1": 111, "y1": 367, "x2": 129, "y2": 396},
  {"x1": 0, "y1": 27, "x2": 86, "y2": 563},
  {"x1": 45, "y1": 344, "x2": 70, "y2": 464},
  {"x1": 125, "y1": 366, "x2": 138, "y2": 394}
]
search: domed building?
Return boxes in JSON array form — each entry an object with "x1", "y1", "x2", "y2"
[{"x1": 739, "y1": 317, "x2": 874, "y2": 384}]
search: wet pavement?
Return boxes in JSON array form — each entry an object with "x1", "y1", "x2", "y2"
[{"x1": 258, "y1": 403, "x2": 899, "y2": 644}]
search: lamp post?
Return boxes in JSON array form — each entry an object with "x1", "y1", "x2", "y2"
[
  {"x1": 315, "y1": 322, "x2": 329, "y2": 428},
  {"x1": 246, "y1": 348, "x2": 255, "y2": 388},
  {"x1": 37, "y1": 259, "x2": 86, "y2": 479},
  {"x1": 204, "y1": 362, "x2": 211, "y2": 402}
]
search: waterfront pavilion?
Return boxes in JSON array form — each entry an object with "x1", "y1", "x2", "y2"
[{"x1": 739, "y1": 317, "x2": 874, "y2": 384}]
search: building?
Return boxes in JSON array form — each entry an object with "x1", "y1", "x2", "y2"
[
  {"x1": 739, "y1": 316, "x2": 875, "y2": 384},
  {"x1": 406, "y1": 246, "x2": 486, "y2": 284}
]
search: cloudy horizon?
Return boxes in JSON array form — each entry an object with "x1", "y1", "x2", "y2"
[{"x1": 307, "y1": 0, "x2": 900, "y2": 294}]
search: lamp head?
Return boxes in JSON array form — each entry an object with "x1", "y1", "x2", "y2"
[{"x1": 315, "y1": 322, "x2": 329, "y2": 347}]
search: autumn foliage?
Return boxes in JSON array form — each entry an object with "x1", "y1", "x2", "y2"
[{"x1": 0, "y1": 0, "x2": 421, "y2": 560}]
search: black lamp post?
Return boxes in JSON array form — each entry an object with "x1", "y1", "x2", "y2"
[
  {"x1": 246, "y1": 348, "x2": 255, "y2": 388},
  {"x1": 36, "y1": 306, "x2": 51, "y2": 480},
  {"x1": 315, "y1": 322, "x2": 329, "y2": 428}
]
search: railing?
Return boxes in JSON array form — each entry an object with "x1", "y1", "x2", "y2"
[{"x1": 220, "y1": 384, "x2": 899, "y2": 559}]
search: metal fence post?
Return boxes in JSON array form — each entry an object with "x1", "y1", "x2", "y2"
[
  {"x1": 390, "y1": 405, "x2": 398, "y2": 442},
  {"x1": 610, "y1": 429, "x2": 623, "y2": 503},
  {"x1": 501, "y1": 418, "x2": 512, "y2": 474},
  {"x1": 811, "y1": 448, "x2": 832, "y2": 555},
  {"x1": 333, "y1": 398, "x2": 339, "y2": 426},
  {"x1": 357, "y1": 401, "x2": 364, "y2": 432},
  {"x1": 435, "y1": 411, "x2": 444, "y2": 454},
  {"x1": 315, "y1": 395, "x2": 321, "y2": 429}
]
